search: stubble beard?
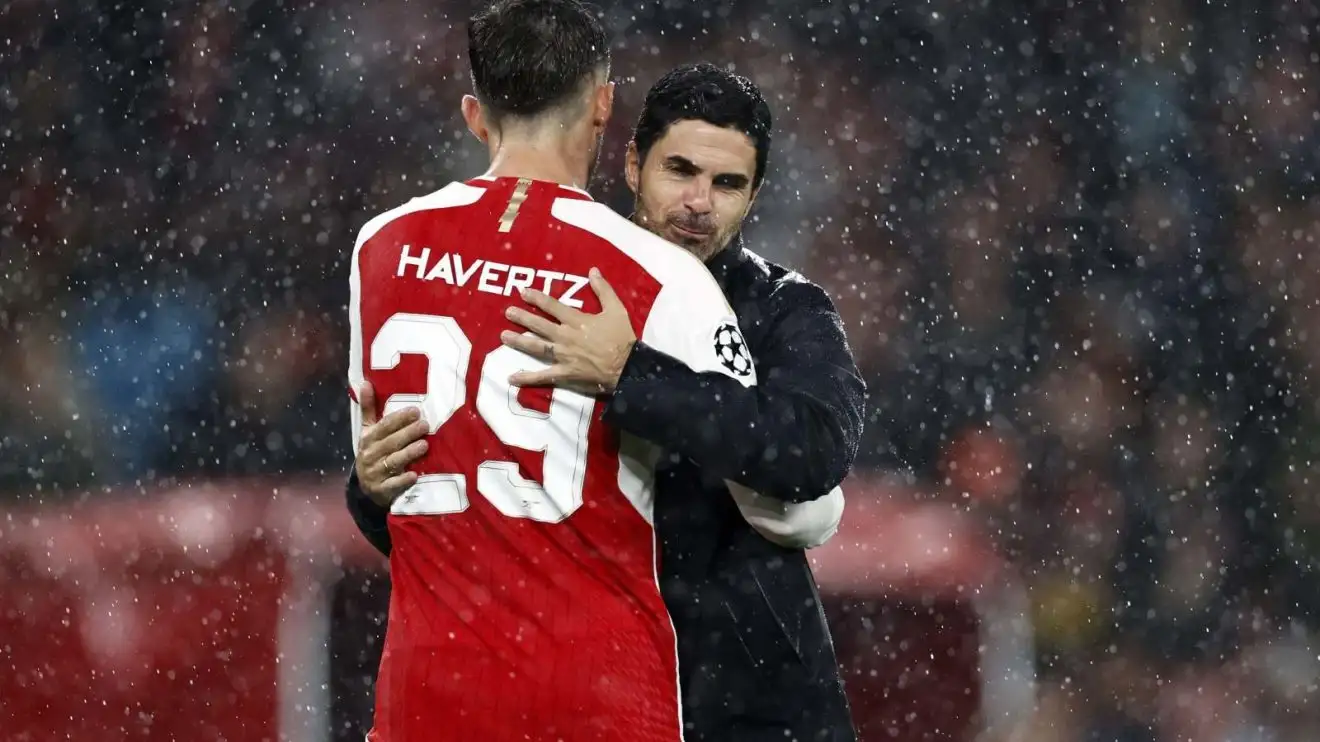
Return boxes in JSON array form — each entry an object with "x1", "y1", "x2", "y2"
[{"x1": 632, "y1": 194, "x2": 729, "y2": 262}]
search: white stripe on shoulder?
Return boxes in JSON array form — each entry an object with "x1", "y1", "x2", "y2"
[
  {"x1": 354, "y1": 181, "x2": 487, "y2": 250},
  {"x1": 549, "y1": 199, "x2": 717, "y2": 293}
]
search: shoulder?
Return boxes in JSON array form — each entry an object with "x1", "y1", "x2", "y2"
[
  {"x1": 550, "y1": 200, "x2": 714, "y2": 284},
  {"x1": 550, "y1": 201, "x2": 729, "y2": 315},
  {"x1": 355, "y1": 181, "x2": 488, "y2": 250},
  {"x1": 738, "y1": 247, "x2": 839, "y2": 318},
  {"x1": 730, "y1": 248, "x2": 853, "y2": 364}
]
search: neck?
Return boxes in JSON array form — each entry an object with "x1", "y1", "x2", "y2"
[{"x1": 484, "y1": 137, "x2": 590, "y2": 191}]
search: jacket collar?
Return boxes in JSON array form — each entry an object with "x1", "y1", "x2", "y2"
[
  {"x1": 625, "y1": 213, "x2": 748, "y2": 293},
  {"x1": 705, "y1": 234, "x2": 748, "y2": 293}
]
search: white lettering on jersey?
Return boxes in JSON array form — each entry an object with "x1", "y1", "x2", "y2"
[
  {"x1": 396, "y1": 245, "x2": 587, "y2": 308},
  {"x1": 558, "y1": 273, "x2": 590, "y2": 308}
]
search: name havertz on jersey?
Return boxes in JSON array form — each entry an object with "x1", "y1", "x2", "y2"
[{"x1": 396, "y1": 244, "x2": 590, "y2": 308}]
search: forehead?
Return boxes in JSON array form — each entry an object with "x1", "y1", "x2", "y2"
[{"x1": 646, "y1": 120, "x2": 756, "y2": 178}]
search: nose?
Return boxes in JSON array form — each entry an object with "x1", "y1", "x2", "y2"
[{"x1": 682, "y1": 180, "x2": 712, "y2": 214}]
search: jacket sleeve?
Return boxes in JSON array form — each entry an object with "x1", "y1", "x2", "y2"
[
  {"x1": 346, "y1": 468, "x2": 393, "y2": 557},
  {"x1": 603, "y1": 281, "x2": 866, "y2": 503}
]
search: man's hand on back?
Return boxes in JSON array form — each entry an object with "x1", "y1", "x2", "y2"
[
  {"x1": 500, "y1": 268, "x2": 637, "y2": 395},
  {"x1": 354, "y1": 381, "x2": 430, "y2": 507}
]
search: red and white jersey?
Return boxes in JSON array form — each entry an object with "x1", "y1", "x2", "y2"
[{"x1": 347, "y1": 177, "x2": 755, "y2": 742}]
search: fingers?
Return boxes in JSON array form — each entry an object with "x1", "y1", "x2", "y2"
[
  {"x1": 359, "y1": 432, "x2": 428, "y2": 506},
  {"x1": 377, "y1": 472, "x2": 420, "y2": 498},
  {"x1": 509, "y1": 368, "x2": 561, "y2": 387},
  {"x1": 520, "y1": 288, "x2": 580, "y2": 323},
  {"x1": 374, "y1": 420, "x2": 431, "y2": 464},
  {"x1": 358, "y1": 381, "x2": 380, "y2": 426},
  {"x1": 360, "y1": 405, "x2": 422, "y2": 447},
  {"x1": 501, "y1": 330, "x2": 556, "y2": 361},
  {"x1": 379, "y1": 437, "x2": 430, "y2": 475},
  {"x1": 365, "y1": 471, "x2": 419, "y2": 507},
  {"x1": 588, "y1": 267, "x2": 622, "y2": 310},
  {"x1": 505, "y1": 306, "x2": 561, "y2": 339}
]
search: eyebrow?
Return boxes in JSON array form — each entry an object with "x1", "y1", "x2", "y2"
[{"x1": 662, "y1": 155, "x2": 751, "y2": 190}]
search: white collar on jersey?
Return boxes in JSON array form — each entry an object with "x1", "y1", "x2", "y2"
[{"x1": 471, "y1": 174, "x2": 591, "y2": 198}]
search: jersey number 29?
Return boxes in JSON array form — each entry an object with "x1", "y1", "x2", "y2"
[{"x1": 369, "y1": 312, "x2": 593, "y2": 523}]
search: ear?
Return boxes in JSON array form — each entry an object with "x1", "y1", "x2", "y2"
[
  {"x1": 624, "y1": 140, "x2": 641, "y2": 195},
  {"x1": 461, "y1": 95, "x2": 489, "y2": 143},
  {"x1": 592, "y1": 81, "x2": 615, "y2": 130}
]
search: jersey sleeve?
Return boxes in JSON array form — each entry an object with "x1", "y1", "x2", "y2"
[
  {"x1": 347, "y1": 220, "x2": 370, "y2": 447},
  {"x1": 639, "y1": 265, "x2": 758, "y2": 386}
]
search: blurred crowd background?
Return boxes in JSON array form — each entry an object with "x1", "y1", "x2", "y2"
[{"x1": 5, "y1": 0, "x2": 1320, "y2": 739}]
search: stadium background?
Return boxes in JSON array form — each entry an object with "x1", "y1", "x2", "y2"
[{"x1": 4, "y1": 0, "x2": 1320, "y2": 739}]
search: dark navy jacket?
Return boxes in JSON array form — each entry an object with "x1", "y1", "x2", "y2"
[{"x1": 347, "y1": 239, "x2": 866, "y2": 741}]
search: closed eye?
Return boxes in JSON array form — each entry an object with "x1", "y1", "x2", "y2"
[
  {"x1": 663, "y1": 156, "x2": 701, "y2": 177},
  {"x1": 714, "y1": 174, "x2": 750, "y2": 191},
  {"x1": 663, "y1": 156, "x2": 750, "y2": 191}
]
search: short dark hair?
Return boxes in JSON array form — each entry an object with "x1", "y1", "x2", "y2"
[
  {"x1": 632, "y1": 63, "x2": 773, "y2": 189},
  {"x1": 467, "y1": 0, "x2": 611, "y2": 121}
]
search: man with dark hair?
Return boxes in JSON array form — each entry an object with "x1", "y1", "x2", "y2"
[
  {"x1": 347, "y1": 3, "x2": 765, "y2": 739},
  {"x1": 349, "y1": 60, "x2": 864, "y2": 742},
  {"x1": 629, "y1": 63, "x2": 773, "y2": 260},
  {"x1": 467, "y1": 0, "x2": 608, "y2": 120}
]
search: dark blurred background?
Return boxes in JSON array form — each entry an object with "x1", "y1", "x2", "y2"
[{"x1": 4, "y1": 0, "x2": 1320, "y2": 740}]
